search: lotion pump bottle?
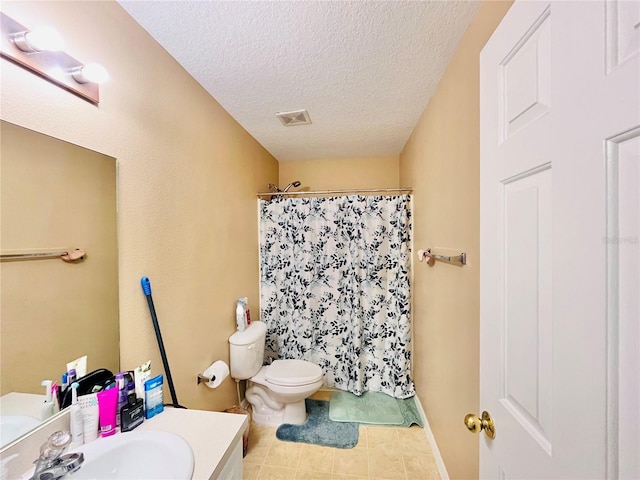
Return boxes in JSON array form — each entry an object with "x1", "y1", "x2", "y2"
[
  {"x1": 69, "y1": 382, "x2": 84, "y2": 447},
  {"x1": 40, "y1": 380, "x2": 54, "y2": 421}
]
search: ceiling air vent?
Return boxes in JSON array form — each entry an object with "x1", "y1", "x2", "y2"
[{"x1": 276, "y1": 109, "x2": 312, "y2": 126}]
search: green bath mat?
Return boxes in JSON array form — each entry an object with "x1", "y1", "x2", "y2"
[
  {"x1": 329, "y1": 391, "x2": 424, "y2": 427},
  {"x1": 396, "y1": 396, "x2": 424, "y2": 428},
  {"x1": 329, "y1": 391, "x2": 404, "y2": 425},
  {"x1": 276, "y1": 399, "x2": 359, "y2": 448}
]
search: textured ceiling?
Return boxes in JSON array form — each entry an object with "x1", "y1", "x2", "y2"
[{"x1": 118, "y1": 1, "x2": 480, "y2": 162}]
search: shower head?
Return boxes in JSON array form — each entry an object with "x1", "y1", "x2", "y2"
[
  {"x1": 282, "y1": 181, "x2": 301, "y2": 192},
  {"x1": 266, "y1": 181, "x2": 301, "y2": 201}
]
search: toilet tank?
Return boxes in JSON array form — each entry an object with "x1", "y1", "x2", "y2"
[{"x1": 228, "y1": 321, "x2": 267, "y2": 380}]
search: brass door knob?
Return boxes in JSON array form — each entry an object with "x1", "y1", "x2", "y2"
[{"x1": 464, "y1": 411, "x2": 495, "y2": 439}]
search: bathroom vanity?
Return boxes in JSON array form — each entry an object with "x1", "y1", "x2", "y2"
[
  {"x1": 0, "y1": 407, "x2": 248, "y2": 480},
  {"x1": 137, "y1": 408, "x2": 248, "y2": 479}
]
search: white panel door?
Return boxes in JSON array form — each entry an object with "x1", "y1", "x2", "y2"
[{"x1": 480, "y1": 1, "x2": 639, "y2": 478}]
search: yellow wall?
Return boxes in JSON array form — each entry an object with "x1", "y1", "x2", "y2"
[
  {"x1": 280, "y1": 156, "x2": 399, "y2": 191},
  {"x1": 0, "y1": 1, "x2": 278, "y2": 411},
  {"x1": 1, "y1": 0, "x2": 514, "y2": 475},
  {"x1": 399, "y1": 2, "x2": 512, "y2": 479},
  {"x1": 1, "y1": 121, "x2": 119, "y2": 395}
]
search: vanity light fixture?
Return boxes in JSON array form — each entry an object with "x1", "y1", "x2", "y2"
[
  {"x1": 11, "y1": 26, "x2": 64, "y2": 52},
  {"x1": 70, "y1": 63, "x2": 109, "y2": 84},
  {"x1": 0, "y1": 12, "x2": 107, "y2": 105}
]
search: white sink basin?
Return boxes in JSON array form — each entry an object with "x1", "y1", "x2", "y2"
[
  {"x1": 70, "y1": 430, "x2": 194, "y2": 479},
  {"x1": 0, "y1": 415, "x2": 41, "y2": 447}
]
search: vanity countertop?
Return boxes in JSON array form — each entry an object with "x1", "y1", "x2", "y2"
[
  {"x1": 136, "y1": 407, "x2": 248, "y2": 480},
  {"x1": 1, "y1": 405, "x2": 248, "y2": 480}
]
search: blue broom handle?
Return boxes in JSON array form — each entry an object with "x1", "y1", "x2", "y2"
[{"x1": 141, "y1": 276, "x2": 180, "y2": 407}]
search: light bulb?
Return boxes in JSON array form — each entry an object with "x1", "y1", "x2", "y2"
[
  {"x1": 13, "y1": 27, "x2": 64, "y2": 52},
  {"x1": 71, "y1": 63, "x2": 108, "y2": 84}
]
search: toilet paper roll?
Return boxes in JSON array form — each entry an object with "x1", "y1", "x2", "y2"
[{"x1": 202, "y1": 360, "x2": 229, "y2": 388}]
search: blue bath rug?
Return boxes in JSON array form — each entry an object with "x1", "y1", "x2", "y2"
[{"x1": 276, "y1": 399, "x2": 359, "y2": 449}]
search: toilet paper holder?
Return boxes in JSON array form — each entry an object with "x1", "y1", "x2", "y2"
[
  {"x1": 197, "y1": 373, "x2": 215, "y2": 385},
  {"x1": 197, "y1": 360, "x2": 229, "y2": 387}
]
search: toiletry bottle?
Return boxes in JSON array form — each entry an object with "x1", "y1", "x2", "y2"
[
  {"x1": 144, "y1": 374, "x2": 165, "y2": 419},
  {"x1": 67, "y1": 355, "x2": 87, "y2": 378},
  {"x1": 236, "y1": 298, "x2": 246, "y2": 332},
  {"x1": 40, "y1": 380, "x2": 54, "y2": 421},
  {"x1": 244, "y1": 297, "x2": 251, "y2": 326},
  {"x1": 134, "y1": 361, "x2": 152, "y2": 410},
  {"x1": 51, "y1": 383, "x2": 60, "y2": 414},
  {"x1": 69, "y1": 382, "x2": 84, "y2": 447},
  {"x1": 78, "y1": 393, "x2": 99, "y2": 443},
  {"x1": 59, "y1": 373, "x2": 68, "y2": 408},
  {"x1": 120, "y1": 385, "x2": 144, "y2": 432},
  {"x1": 115, "y1": 373, "x2": 127, "y2": 427},
  {"x1": 67, "y1": 368, "x2": 77, "y2": 384},
  {"x1": 96, "y1": 387, "x2": 118, "y2": 437}
]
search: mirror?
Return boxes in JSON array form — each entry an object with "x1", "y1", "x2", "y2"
[{"x1": 0, "y1": 120, "x2": 119, "y2": 447}]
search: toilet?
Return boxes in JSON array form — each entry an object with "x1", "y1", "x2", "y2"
[{"x1": 229, "y1": 321, "x2": 323, "y2": 427}]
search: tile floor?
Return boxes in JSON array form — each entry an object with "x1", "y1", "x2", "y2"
[{"x1": 243, "y1": 391, "x2": 441, "y2": 480}]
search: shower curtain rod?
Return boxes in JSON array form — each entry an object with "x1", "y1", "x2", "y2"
[{"x1": 257, "y1": 187, "x2": 413, "y2": 198}]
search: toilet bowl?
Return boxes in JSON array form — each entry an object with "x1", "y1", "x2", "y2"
[
  {"x1": 245, "y1": 359, "x2": 323, "y2": 427},
  {"x1": 229, "y1": 322, "x2": 324, "y2": 428}
]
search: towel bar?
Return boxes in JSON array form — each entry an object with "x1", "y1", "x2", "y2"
[{"x1": 417, "y1": 249, "x2": 466, "y2": 266}]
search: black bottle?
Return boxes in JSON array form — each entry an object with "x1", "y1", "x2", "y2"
[{"x1": 120, "y1": 390, "x2": 144, "y2": 432}]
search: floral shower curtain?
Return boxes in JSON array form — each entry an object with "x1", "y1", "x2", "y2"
[{"x1": 259, "y1": 194, "x2": 414, "y2": 399}]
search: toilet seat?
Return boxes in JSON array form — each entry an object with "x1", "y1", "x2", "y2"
[{"x1": 265, "y1": 359, "x2": 323, "y2": 386}]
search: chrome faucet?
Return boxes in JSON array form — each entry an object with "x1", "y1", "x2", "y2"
[{"x1": 31, "y1": 431, "x2": 83, "y2": 480}]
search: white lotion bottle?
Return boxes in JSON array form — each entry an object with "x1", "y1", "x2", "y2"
[
  {"x1": 236, "y1": 299, "x2": 246, "y2": 332},
  {"x1": 40, "y1": 380, "x2": 54, "y2": 421},
  {"x1": 69, "y1": 382, "x2": 84, "y2": 447}
]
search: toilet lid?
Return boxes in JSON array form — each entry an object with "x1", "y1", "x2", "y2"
[{"x1": 266, "y1": 360, "x2": 323, "y2": 386}]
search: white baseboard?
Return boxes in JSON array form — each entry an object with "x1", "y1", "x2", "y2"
[{"x1": 414, "y1": 394, "x2": 450, "y2": 480}]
